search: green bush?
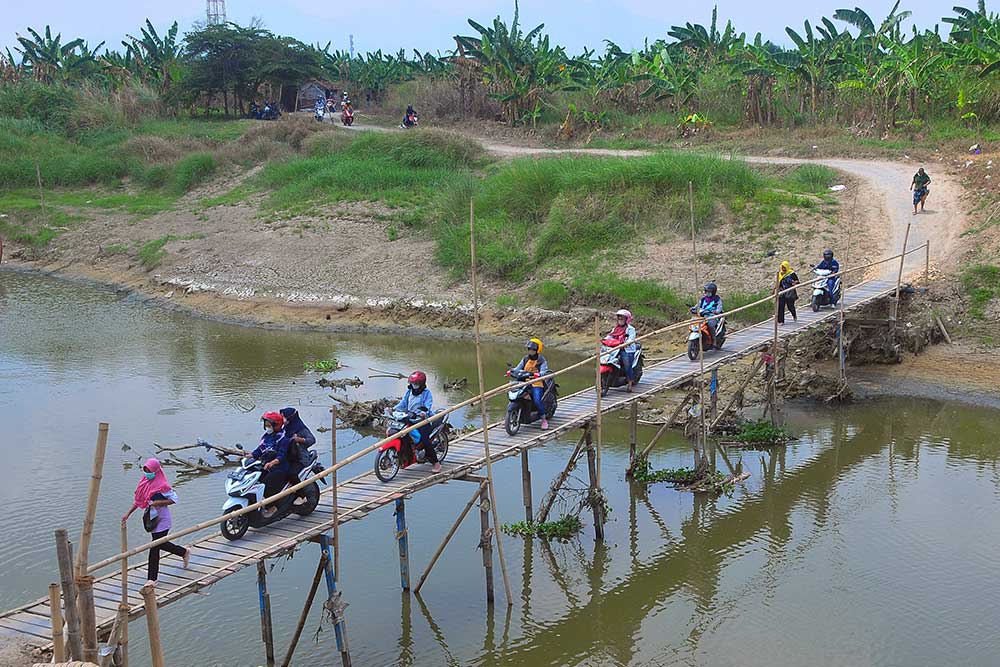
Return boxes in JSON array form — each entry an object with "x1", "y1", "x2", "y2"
[
  {"x1": 537, "y1": 280, "x2": 570, "y2": 309},
  {"x1": 961, "y1": 264, "x2": 1000, "y2": 319},
  {"x1": 137, "y1": 235, "x2": 175, "y2": 269},
  {"x1": 0, "y1": 81, "x2": 75, "y2": 131},
  {"x1": 170, "y1": 153, "x2": 217, "y2": 194}
]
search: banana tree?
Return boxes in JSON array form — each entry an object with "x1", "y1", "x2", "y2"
[
  {"x1": 126, "y1": 20, "x2": 181, "y2": 92},
  {"x1": 785, "y1": 18, "x2": 845, "y2": 115},
  {"x1": 668, "y1": 6, "x2": 745, "y2": 64},
  {"x1": 15, "y1": 26, "x2": 93, "y2": 82}
]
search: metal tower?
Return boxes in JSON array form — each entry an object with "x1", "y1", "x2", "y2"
[{"x1": 207, "y1": 0, "x2": 227, "y2": 25}]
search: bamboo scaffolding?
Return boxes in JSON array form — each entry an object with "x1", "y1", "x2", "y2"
[
  {"x1": 55, "y1": 530, "x2": 83, "y2": 660},
  {"x1": 85, "y1": 244, "x2": 930, "y2": 575},
  {"x1": 709, "y1": 353, "x2": 766, "y2": 430},
  {"x1": 627, "y1": 402, "x2": 638, "y2": 476},
  {"x1": 469, "y1": 199, "x2": 513, "y2": 606},
  {"x1": 256, "y1": 560, "x2": 275, "y2": 667},
  {"x1": 280, "y1": 550, "x2": 327, "y2": 667},
  {"x1": 76, "y1": 423, "x2": 109, "y2": 579},
  {"x1": 414, "y1": 481, "x2": 486, "y2": 594},
  {"x1": 536, "y1": 427, "x2": 590, "y2": 524},
  {"x1": 77, "y1": 576, "x2": 98, "y2": 663},
  {"x1": 140, "y1": 586, "x2": 164, "y2": 667},
  {"x1": 48, "y1": 583, "x2": 64, "y2": 663},
  {"x1": 593, "y1": 314, "x2": 603, "y2": 490},
  {"x1": 330, "y1": 406, "x2": 340, "y2": 579}
]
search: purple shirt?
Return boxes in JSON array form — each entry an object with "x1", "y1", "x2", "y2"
[{"x1": 148, "y1": 490, "x2": 179, "y2": 532}]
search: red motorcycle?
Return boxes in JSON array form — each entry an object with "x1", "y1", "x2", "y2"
[
  {"x1": 341, "y1": 107, "x2": 354, "y2": 126},
  {"x1": 599, "y1": 336, "x2": 644, "y2": 396},
  {"x1": 374, "y1": 410, "x2": 451, "y2": 482}
]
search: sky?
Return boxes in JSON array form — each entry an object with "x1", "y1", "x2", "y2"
[{"x1": 0, "y1": 0, "x2": 968, "y2": 58}]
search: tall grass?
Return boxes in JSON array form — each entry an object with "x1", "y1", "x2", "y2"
[{"x1": 435, "y1": 152, "x2": 763, "y2": 280}]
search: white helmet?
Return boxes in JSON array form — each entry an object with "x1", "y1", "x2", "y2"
[{"x1": 615, "y1": 309, "x2": 633, "y2": 324}]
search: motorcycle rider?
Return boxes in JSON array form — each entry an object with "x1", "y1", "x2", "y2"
[
  {"x1": 394, "y1": 371, "x2": 440, "y2": 473},
  {"x1": 609, "y1": 309, "x2": 638, "y2": 392},
  {"x1": 697, "y1": 283, "x2": 723, "y2": 341},
  {"x1": 244, "y1": 412, "x2": 292, "y2": 517},
  {"x1": 814, "y1": 250, "x2": 840, "y2": 304},
  {"x1": 510, "y1": 338, "x2": 550, "y2": 429},
  {"x1": 280, "y1": 407, "x2": 316, "y2": 505}
]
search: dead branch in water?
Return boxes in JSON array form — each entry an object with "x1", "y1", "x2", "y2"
[
  {"x1": 154, "y1": 440, "x2": 245, "y2": 458},
  {"x1": 329, "y1": 395, "x2": 395, "y2": 428},
  {"x1": 317, "y1": 376, "x2": 364, "y2": 391},
  {"x1": 368, "y1": 367, "x2": 406, "y2": 380}
]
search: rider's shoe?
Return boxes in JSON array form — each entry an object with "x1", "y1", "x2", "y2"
[
  {"x1": 540, "y1": 418, "x2": 549, "y2": 430},
  {"x1": 431, "y1": 463, "x2": 442, "y2": 473}
]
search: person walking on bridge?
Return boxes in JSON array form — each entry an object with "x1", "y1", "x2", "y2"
[
  {"x1": 122, "y1": 458, "x2": 190, "y2": 588},
  {"x1": 776, "y1": 261, "x2": 799, "y2": 325}
]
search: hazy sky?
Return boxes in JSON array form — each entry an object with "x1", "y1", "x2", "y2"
[{"x1": 0, "y1": 1, "x2": 967, "y2": 57}]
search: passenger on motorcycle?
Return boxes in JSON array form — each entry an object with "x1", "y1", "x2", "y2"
[
  {"x1": 244, "y1": 412, "x2": 292, "y2": 517},
  {"x1": 698, "y1": 284, "x2": 723, "y2": 340},
  {"x1": 815, "y1": 250, "x2": 840, "y2": 303},
  {"x1": 280, "y1": 407, "x2": 316, "y2": 504},
  {"x1": 610, "y1": 309, "x2": 638, "y2": 391},
  {"x1": 511, "y1": 338, "x2": 550, "y2": 430},
  {"x1": 394, "y1": 371, "x2": 440, "y2": 472}
]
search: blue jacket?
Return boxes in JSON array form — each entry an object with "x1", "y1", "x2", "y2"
[
  {"x1": 251, "y1": 431, "x2": 291, "y2": 476},
  {"x1": 816, "y1": 258, "x2": 840, "y2": 274},
  {"x1": 698, "y1": 294, "x2": 723, "y2": 315},
  {"x1": 394, "y1": 388, "x2": 433, "y2": 416}
]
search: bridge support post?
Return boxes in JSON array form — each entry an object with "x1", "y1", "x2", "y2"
[
  {"x1": 520, "y1": 451, "x2": 533, "y2": 522},
  {"x1": 318, "y1": 534, "x2": 352, "y2": 667},
  {"x1": 709, "y1": 370, "x2": 719, "y2": 425},
  {"x1": 626, "y1": 402, "x2": 638, "y2": 477},
  {"x1": 479, "y1": 484, "x2": 495, "y2": 605},
  {"x1": 395, "y1": 498, "x2": 410, "y2": 591},
  {"x1": 257, "y1": 560, "x2": 275, "y2": 667},
  {"x1": 585, "y1": 430, "x2": 606, "y2": 542}
]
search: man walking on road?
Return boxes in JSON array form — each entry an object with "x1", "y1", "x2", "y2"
[{"x1": 911, "y1": 167, "x2": 931, "y2": 214}]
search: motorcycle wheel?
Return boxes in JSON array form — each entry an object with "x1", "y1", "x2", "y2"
[
  {"x1": 600, "y1": 373, "x2": 611, "y2": 397},
  {"x1": 434, "y1": 430, "x2": 449, "y2": 464},
  {"x1": 811, "y1": 296, "x2": 820, "y2": 312},
  {"x1": 687, "y1": 339, "x2": 700, "y2": 361},
  {"x1": 715, "y1": 336, "x2": 726, "y2": 350},
  {"x1": 505, "y1": 405, "x2": 522, "y2": 436},
  {"x1": 220, "y1": 506, "x2": 249, "y2": 541},
  {"x1": 293, "y1": 483, "x2": 320, "y2": 516},
  {"x1": 374, "y1": 449, "x2": 400, "y2": 482},
  {"x1": 546, "y1": 394, "x2": 558, "y2": 418}
]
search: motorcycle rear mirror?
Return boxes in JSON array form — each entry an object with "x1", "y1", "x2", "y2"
[{"x1": 235, "y1": 443, "x2": 244, "y2": 450}]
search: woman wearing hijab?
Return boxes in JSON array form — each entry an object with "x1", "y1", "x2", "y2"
[
  {"x1": 776, "y1": 261, "x2": 800, "y2": 325},
  {"x1": 280, "y1": 407, "x2": 316, "y2": 504},
  {"x1": 122, "y1": 458, "x2": 189, "y2": 587}
]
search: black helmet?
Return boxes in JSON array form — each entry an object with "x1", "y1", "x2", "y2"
[
  {"x1": 704, "y1": 282, "x2": 717, "y2": 295},
  {"x1": 823, "y1": 249, "x2": 834, "y2": 260}
]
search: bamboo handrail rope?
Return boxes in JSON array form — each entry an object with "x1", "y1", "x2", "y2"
[{"x1": 86, "y1": 242, "x2": 929, "y2": 574}]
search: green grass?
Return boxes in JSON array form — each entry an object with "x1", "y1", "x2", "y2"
[
  {"x1": 961, "y1": 264, "x2": 1000, "y2": 319},
  {"x1": 170, "y1": 153, "x2": 217, "y2": 195},
  {"x1": 495, "y1": 294, "x2": 518, "y2": 308},
  {"x1": 135, "y1": 118, "x2": 249, "y2": 143},
  {"x1": 536, "y1": 280, "x2": 570, "y2": 309},
  {"x1": 138, "y1": 236, "x2": 174, "y2": 269},
  {"x1": 104, "y1": 243, "x2": 128, "y2": 255},
  {"x1": 257, "y1": 130, "x2": 487, "y2": 215}
]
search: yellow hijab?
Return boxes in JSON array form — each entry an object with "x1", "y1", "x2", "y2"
[{"x1": 777, "y1": 261, "x2": 793, "y2": 281}]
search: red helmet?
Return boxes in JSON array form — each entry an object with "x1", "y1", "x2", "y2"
[
  {"x1": 261, "y1": 411, "x2": 284, "y2": 430},
  {"x1": 408, "y1": 370, "x2": 427, "y2": 387}
]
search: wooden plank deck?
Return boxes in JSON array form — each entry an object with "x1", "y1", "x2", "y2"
[{"x1": 0, "y1": 278, "x2": 898, "y2": 649}]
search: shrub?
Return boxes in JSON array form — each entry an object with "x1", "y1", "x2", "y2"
[
  {"x1": 537, "y1": 280, "x2": 569, "y2": 309},
  {"x1": 170, "y1": 153, "x2": 217, "y2": 194}
]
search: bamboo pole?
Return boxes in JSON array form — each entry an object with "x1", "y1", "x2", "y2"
[
  {"x1": 77, "y1": 576, "x2": 98, "y2": 663},
  {"x1": 585, "y1": 430, "x2": 604, "y2": 541},
  {"x1": 710, "y1": 353, "x2": 766, "y2": 430},
  {"x1": 257, "y1": 560, "x2": 275, "y2": 667},
  {"x1": 627, "y1": 402, "x2": 638, "y2": 476},
  {"x1": 891, "y1": 222, "x2": 912, "y2": 331},
  {"x1": 140, "y1": 585, "x2": 165, "y2": 667},
  {"x1": 118, "y1": 524, "x2": 129, "y2": 667},
  {"x1": 838, "y1": 190, "x2": 858, "y2": 386},
  {"x1": 925, "y1": 240, "x2": 930, "y2": 282},
  {"x1": 86, "y1": 244, "x2": 930, "y2": 576},
  {"x1": 330, "y1": 405, "x2": 340, "y2": 579},
  {"x1": 55, "y1": 530, "x2": 83, "y2": 660},
  {"x1": 414, "y1": 481, "x2": 485, "y2": 594},
  {"x1": 395, "y1": 498, "x2": 410, "y2": 591},
  {"x1": 77, "y1": 422, "x2": 109, "y2": 578},
  {"x1": 469, "y1": 198, "x2": 513, "y2": 606},
  {"x1": 697, "y1": 311, "x2": 707, "y2": 465},
  {"x1": 593, "y1": 314, "x2": 602, "y2": 490},
  {"x1": 48, "y1": 583, "x2": 65, "y2": 663},
  {"x1": 536, "y1": 427, "x2": 589, "y2": 524},
  {"x1": 478, "y1": 484, "x2": 494, "y2": 604},
  {"x1": 689, "y1": 181, "x2": 698, "y2": 287},
  {"x1": 520, "y1": 451, "x2": 532, "y2": 522},
  {"x1": 280, "y1": 550, "x2": 328, "y2": 667},
  {"x1": 35, "y1": 163, "x2": 46, "y2": 215},
  {"x1": 769, "y1": 271, "x2": 781, "y2": 427}
]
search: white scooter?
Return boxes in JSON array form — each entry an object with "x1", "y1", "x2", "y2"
[
  {"x1": 220, "y1": 446, "x2": 326, "y2": 540},
  {"x1": 810, "y1": 268, "x2": 842, "y2": 311}
]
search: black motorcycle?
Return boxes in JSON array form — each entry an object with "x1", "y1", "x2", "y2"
[{"x1": 504, "y1": 368, "x2": 558, "y2": 435}]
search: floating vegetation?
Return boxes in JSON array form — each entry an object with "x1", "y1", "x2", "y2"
[
  {"x1": 731, "y1": 419, "x2": 792, "y2": 446},
  {"x1": 304, "y1": 358, "x2": 342, "y2": 372},
  {"x1": 501, "y1": 514, "x2": 582, "y2": 541}
]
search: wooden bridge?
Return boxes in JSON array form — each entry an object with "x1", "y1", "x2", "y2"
[{"x1": 0, "y1": 257, "x2": 916, "y2": 660}]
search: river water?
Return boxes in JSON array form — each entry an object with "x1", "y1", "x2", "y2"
[{"x1": 1, "y1": 270, "x2": 999, "y2": 667}]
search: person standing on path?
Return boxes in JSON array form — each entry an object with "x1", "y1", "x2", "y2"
[
  {"x1": 122, "y1": 458, "x2": 190, "y2": 588},
  {"x1": 776, "y1": 261, "x2": 799, "y2": 325},
  {"x1": 911, "y1": 167, "x2": 931, "y2": 214}
]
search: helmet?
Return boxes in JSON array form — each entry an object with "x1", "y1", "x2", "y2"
[
  {"x1": 408, "y1": 371, "x2": 427, "y2": 388},
  {"x1": 526, "y1": 338, "x2": 543, "y2": 353},
  {"x1": 704, "y1": 282, "x2": 718, "y2": 295},
  {"x1": 823, "y1": 249, "x2": 834, "y2": 260},
  {"x1": 261, "y1": 411, "x2": 284, "y2": 430},
  {"x1": 615, "y1": 308, "x2": 633, "y2": 324}
]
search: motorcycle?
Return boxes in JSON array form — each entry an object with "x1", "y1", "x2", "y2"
[
  {"x1": 686, "y1": 307, "x2": 727, "y2": 360},
  {"x1": 374, "y1": 410, "x2": 452, "y2": 482},
  {"x1": 220, "y1": 445, "x2": 326, "y2": 541},
  {"x1": 810, "y1": 267, "x2": 842, "y2": 311},
  {"x1": 399, "y1": 113, "x2": 419, "y2": 130},
  {"x1": 599, "y1": 337, "x2": 644, "y2": 396},
  {"x1": 314, "y1": 105, "x2": 326, "y2": 122},
  {"x1": 260, "y1": 103, "x2": 280, "y2": 121},
  {"x1": 341, "y1": 107, "x2": 354, "y2": 126},
  {"x1": 504, "y1": 367, "x2": 558, "y2": 435}
]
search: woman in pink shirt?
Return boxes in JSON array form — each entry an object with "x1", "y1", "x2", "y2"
[{"x1": 122, "y1": 458, "x2": 190, "y2": 587}]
